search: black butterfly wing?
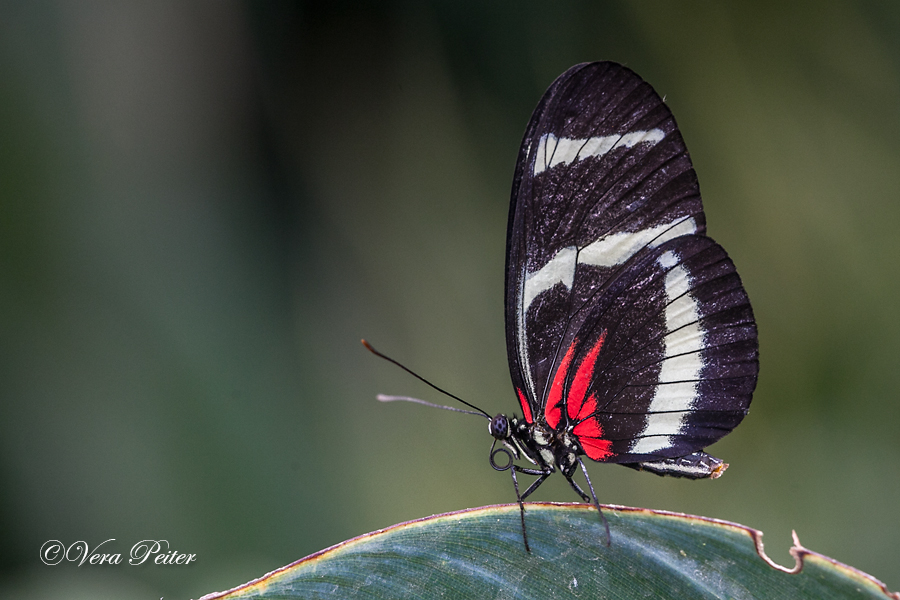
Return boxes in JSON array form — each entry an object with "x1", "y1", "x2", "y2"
[
  {"x1": 506, "y1": 62, "x2": 705, "y2": 420},
  {"x1": 547, "y1": 235, "x2": 758, "y2": 463},
  {"x1": 505, "y1": 62, "x2": 758, "y2": 461}
]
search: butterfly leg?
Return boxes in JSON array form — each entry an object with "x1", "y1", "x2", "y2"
[
  {"x1": 511, "y1": 466, "x2": 554, "y2": 553},
  {"x1": 564, "y1": 473, "x2": 592, "y2": 503},
  {"x1": 490, "y1": 446, "x2": 553, "y2": 553},
  {"x1": 570, "y1": 457, "x2": 611, "y2": 546},
  {"x1": 518, "y1": 469, "x2": 552, "y2": 499}
]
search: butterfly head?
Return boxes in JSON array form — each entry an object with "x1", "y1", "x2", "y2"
[{"x1": 489, "y1": 414, "x2": 511, "y2": 440}]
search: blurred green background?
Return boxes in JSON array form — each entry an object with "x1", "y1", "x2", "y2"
[{"x1": 1, "y1": 1, "x2": 898, "y2": 598}]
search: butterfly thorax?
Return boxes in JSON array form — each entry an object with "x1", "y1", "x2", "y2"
[{"x1": 490, "y1": 414, "x2": 582, "y2": 478}]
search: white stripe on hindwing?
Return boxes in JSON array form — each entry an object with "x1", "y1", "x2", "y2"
[
  {"x1": 630, "y1": 250, "x2": 706, "y2": 455},
  {"x1": 533, "y1": 129, "x2": 665, "y2": 176},
  {"x1": 516, "y1": 216, "x2": 698, "y2": 400}
]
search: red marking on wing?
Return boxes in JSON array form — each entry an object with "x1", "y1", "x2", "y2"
[
  {"x1": 565, "y1": 331, "x2": 612, "y2": 460},
  {"x1": 567, "y1": 330, "x2": 606, "y2": 421},
  {"x1": 570, "y1": 393, "x2": 597, "y2": 422},
  {"x1": 516, "y1": 388, "x2": 533, "y2": 423},
  {"x1": 545, "y1": 341, "x2": 576, "y2": 430},
  {"x1": 573, "y1": 408, "x2": 614, "y2": 460}
]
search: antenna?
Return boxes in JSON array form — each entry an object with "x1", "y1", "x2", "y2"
[
  {"x1": 377, "y1": 394, "x2": 488, "y2": 418},
  {"x1": 362, "y1": 339, "x2": 491, "y2": 419}
]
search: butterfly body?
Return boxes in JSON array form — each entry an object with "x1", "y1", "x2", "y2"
[
  {"x1": 491, "y1": 411, "x2": 727, "y2": 482},
  {"x1": 490, "y1": 414, "x2": 580, "y2": 478}
]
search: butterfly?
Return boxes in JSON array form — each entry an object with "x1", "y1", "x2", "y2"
[{"x1": 366, "y1": 61, "x2": 758, "y2": 552}]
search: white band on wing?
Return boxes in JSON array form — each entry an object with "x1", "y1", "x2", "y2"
[
  {"x1": 521, "y1": 216, "x2": 697, "y2": 314},
  {"x1": 533, "y1": 129, "x2": 666, "y2": 176},
  {"x1": 630, "y1": 250, "x2": 705, "y2": 454}
]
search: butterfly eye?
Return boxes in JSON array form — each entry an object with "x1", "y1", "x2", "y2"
[{"x1": 489, "y1": 414, "x2": 510, "y2": 439}]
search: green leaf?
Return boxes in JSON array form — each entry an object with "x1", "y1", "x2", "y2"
[{"x1": 200, "y1": 504, "x2": 898, "y2": 600}]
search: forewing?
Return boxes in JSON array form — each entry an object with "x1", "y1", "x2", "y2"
[
  {"x1": 550, "y1": 235, "x2": 758, "y2": 463},
  {"x1": 505, "y1": 62, "x2": 706, "y2": 420}
]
